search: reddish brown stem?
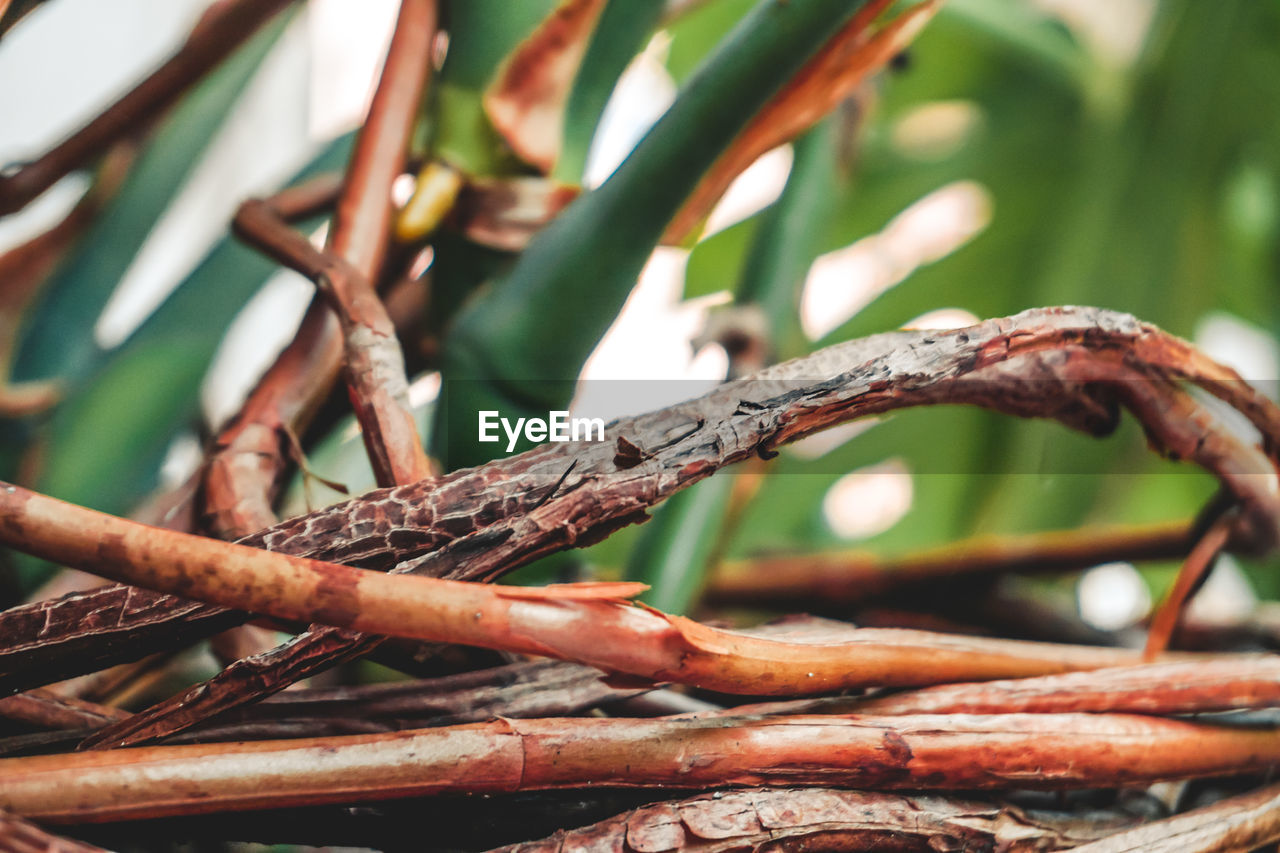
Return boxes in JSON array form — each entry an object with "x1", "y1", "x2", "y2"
[
  {"x1": 718, "y1": 657, "x2": 1280, "y2": 717},
  {"x1": 4, "y1": 713, "x2": 1280, "y2": 822},
  {"x1": 0, "y1": 479, "x2": 1161, "y2": 699},
  {"x1": 1144, "y1": 514, "x2": 1234, "y2": 659},
  {"x1": 0, "y1": 0, "x2": 293, "y2": 216},
  {"x1": 231, "y1": 194, "x2": 431, "y2": 488},
  {"x1": 0, "y1": 689, "x2": 128, "y2": 730}
]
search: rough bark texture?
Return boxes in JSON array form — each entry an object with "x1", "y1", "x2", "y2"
[
  {"x1": 1066, "y1": 781, "x2": 1280, "y2": 852},
  {"x1": 481, "y1": 787, "x2": 1124, "y2": 853},
  {"x1": 5, "y1": 306, "x2": 1275, "y2": 694}
]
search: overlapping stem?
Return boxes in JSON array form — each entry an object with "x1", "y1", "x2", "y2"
[
  {"x1": 717, "y1": 657, "x2": 1280, "y2": 717},
  {"x1": 3, "y1": 308, "x2": 1278, "y2": 701},
  {"x1": 202, "y1": 0, "x2": 436, "y2": 536},
  {"x1": 0, "y1": 478, "x2": 1155, "y2": 698}
]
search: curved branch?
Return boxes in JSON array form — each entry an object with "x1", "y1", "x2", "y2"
[{"x1": 3, "y1": 308, "x2": 1277, "y2": 697}]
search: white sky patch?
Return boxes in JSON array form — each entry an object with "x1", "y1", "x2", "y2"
[
  {"x1": 1194, "y1": 311, "x2": 1279, "y2": 398},
  {"x1": 0, "y1": 0, "x2": 206, "y2": 256},
  {"x1": 96, "y1": 10, "x2": 317, "y2": 349},
  {"x1": 158, "y1": 431, "x2": 204, "y2": 490},
  {"x1": 700, "y1": 145, "x2": 794, "y2": 239},
  {"x1": 0, "y1": 0, "x2": 207, "y2": 159},
  {"x1": 201, "y1": 267, "x2": 314, "y2": 430},
  {"x1": 583, "y1": 32, "x2": 677, "y2": 189},
  {"x1": 1185, "y1": 554, "x2": 1258, "y2": 625},
  {"x1": 801, "y1": 181, "x2": 992, "y2": 341},
  {"x1": 572, "y1": 247, "x2": 729, "y2": 423},
  {"x1": 407, "y1": 371, "x2": 442, "y2": 409},
  {"x1": 822, "y1": 459, "x2": 913, "y2": 540},
  {"x1": 307, "y1": 0, "x2": 400, "y2": 140},
  {"x1": 1077, "y1": 561, "x2": 1151, "y2": 632},
  {"x1": 902, "y1": 307, "x2": 981, "y2": 331},
  {"x1": 1032, "y1": 0, "x2": 1156, "y2": 68}
]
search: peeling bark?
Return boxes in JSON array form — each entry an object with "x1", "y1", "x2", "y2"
[
  {"x1": 480, "y1": 787, "x2": 1123, "y2": 853},
  {"x1": 2, "y1": 307, "x2": 1277, "y2": 740}
]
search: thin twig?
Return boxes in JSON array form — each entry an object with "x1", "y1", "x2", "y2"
[
  {"x1": 202, "y1": 0, "x2": 437, "y2": 536},
  {"x1": 0, "y1": 689, "x2": 128, "y2": 730},
  {"x1": 0, "y1": 808, "x2": 107, "y2": 852},
  {"x1": 1145, "y1": 514, "x2": 1234, "y2": 659},
  {"x1": 0, "y1": 0, "x2": 294, "y2": 216},
  {"x1": 708, "y1": 519, "x2": 1193, "y2": 608},
  {"x1": 232, "y1": 194, "x2": 430, "y2": 488}
]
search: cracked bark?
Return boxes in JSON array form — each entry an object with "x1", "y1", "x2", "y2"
[
  {"x1": 479, "y1": 787, "x2": 1123, "y2": 853},
  {"x1": 2, "y1": 307, "x2": 1278, "y2": 738}
]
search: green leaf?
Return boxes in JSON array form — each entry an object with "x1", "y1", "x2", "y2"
[
  {"x1": 10, "y1": 10, "x2": 292, "y2": 385},
  {"x1": 426, "y1": 0, "x2": 556, "y2": 174},
  {"x1": 736, "y1": 116, "x2": 843, "y2": 360},
  {"x1": 625, "y1": 473, "x2": 736, "y2": 614},
  {"x1": 440, "y1": 0, "x2": 877, "y2": 469},
  {"x1": 555, "y1": 0, "x2": 665, "y2": 183}
]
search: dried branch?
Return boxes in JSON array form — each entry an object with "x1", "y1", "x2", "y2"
[
  {"x1": 0, "y1": 809, "x2": 107, "y2": 853},
  {"x1": 708, "y1": 519, "x2": 1192, "y2": 608},
  {"x1": 0, "y1": 689, "x2": 127, "y2": 731},
  {"x1": 232, "y1": 193, "x2": 431, "y2": 487},
  {"x1": 831, "y1": 657, "x2": 1280, "y2": 716},
  {"x1": 3, "y1": 307, "x2": 1277, "y2": 699},
  {"x1": 480, "y1": 787, "x2": 1119, "y2": 853},
  {"x1": 165, "y1": 660, "x2": 647, "y2": 743},
  {"x1": 1068, "y1": 781, "x2": 1280, "y2": 853},
  {"x1": 4, "y1": 713, "x2": 1279, "y2": 822},
  {"x1": 0, "y1": 0, "x2": 293, "y2": 216},
  {"x1": 0, "y1": 478, "x2": 1160, "y2": 703}
]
